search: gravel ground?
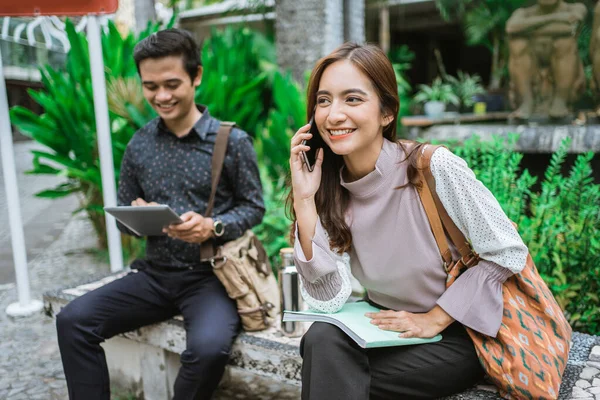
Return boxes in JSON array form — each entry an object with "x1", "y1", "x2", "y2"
[{"x1": 0, "y1": 216, "x2": 111, "y2": 400}]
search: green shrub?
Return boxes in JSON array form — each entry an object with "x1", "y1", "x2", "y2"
[
  {"x1": 444, "y1": 71, "x2": 486, "y2": 112},
  {"x1": 414, "y1": 77, "x2": 459, "y2": 106},
  {"x1": 9, "y1": 22, "x2": 300, "y2": 264},
  {"x1": 449, "y1": 135, "x2": 600, "y2": 335},
  {"x1": 9, "y1": 19, "x2": 168, "y2": 258},
  {"x1": 196, "y1": 26, "x2": 277, "y2": 136},
  {"x1": 389, "y1": 45, "x2": 414, "y2": 120},
  {"x1": 250, "y1": 70, "x2": 305, "y2": 266},
  {"x1": 253, "y1": 165, "x2": 291, "y2": 270},
  {"x1": 197, "y1": 28, "x2": 304, "y2": 263}
]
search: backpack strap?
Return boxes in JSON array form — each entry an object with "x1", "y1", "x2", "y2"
[
  {"x1": 417, "y1": 144, "x2": 476, "y2": 269},
  {"x1": 200, "y1": 121, "x2": 235, "y2": 261},
  {"x1": 205, "y1": 122, "x2": 235, "y2": 218},
  {"x1": 416, "y1": 145, "x2": 453, "y2": 268}
]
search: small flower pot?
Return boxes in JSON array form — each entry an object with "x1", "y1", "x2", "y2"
[{"x1": 424, "y1": 101, "x2": 446, "y2": 118}]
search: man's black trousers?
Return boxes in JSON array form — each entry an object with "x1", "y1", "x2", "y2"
[
  {"x1": 300, "y1": 321, "x2": 485, "y2": 400},
  {"x1": 56, "y1": 266, "x2": 240, "y2": 400}
]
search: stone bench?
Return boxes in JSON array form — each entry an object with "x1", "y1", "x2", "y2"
[
  {"x1": 43, "y1": 271, "x2": 303, "y2": 400},
  {"x1": 43, "y1": 272, "x2": 596, "y2": 400}
]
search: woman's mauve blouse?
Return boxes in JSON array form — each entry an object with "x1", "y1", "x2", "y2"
[{"x1": 293, "y1": 139, "x2": 529, "y2": 337}]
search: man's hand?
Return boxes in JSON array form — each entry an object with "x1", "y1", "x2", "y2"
[
  {"x1": 365, "y1": 305, "x2": 454, "y2": 339},
  {"x1": 163, "y1": 211, "x2": 214, "y2": 244},
  {"x1": 131, "y1": 198, "x2": 160, "y2": 207}
]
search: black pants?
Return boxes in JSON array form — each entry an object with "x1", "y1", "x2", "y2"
[
  {"x1": 56, "y1": 266, "x2": 240, "y2": 400},
  {"x1": 300, "y1": 321, "x2": 484, "y2": 400}
]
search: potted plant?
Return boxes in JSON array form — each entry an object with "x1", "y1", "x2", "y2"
[
  {"x1": 434, "y1": 0, "x2": 524, "y2": 91},
  {"x1": 445, "y1": 71, "x2": 486, "y2": 113},
  {"x1": 414, "y1": 77, "x2": 459, "y2": 118}
]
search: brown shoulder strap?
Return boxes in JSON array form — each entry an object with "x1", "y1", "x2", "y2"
[
  {"x1": 418, "y1": 145, "x2": 473, "y2": 259},
  {"x1": 200, "y1": 121, "x2": 235, "y2": 261},
  {"x1": 416, "y1": 145, "x2": 452, "y2": 266},
  {"x1": 205, "y1": 122, "x2": 235, "y2": 218}
]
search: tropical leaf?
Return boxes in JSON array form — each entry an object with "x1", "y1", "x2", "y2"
[{"x1": 447, "y1": 135, "x2": 600, "y2": 334}]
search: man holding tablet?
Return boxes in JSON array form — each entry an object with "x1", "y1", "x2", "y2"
[{"x1": 56, "y1": 29, "x2": 264, "y2": 400}]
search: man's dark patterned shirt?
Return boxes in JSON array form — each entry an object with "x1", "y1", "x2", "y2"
[{"x1": 117, "y1": 106, "x2": 265, "y2": 270}]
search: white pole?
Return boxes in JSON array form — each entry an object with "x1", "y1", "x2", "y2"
[
  {"x1": 0, "y1": 48, "x2": 43, "y2": 317},
  {"x1": 87, "y1": 15, "x2": 123, "y2": 272}
]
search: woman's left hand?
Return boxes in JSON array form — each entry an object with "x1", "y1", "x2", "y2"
[{"x1": 365, "y1": 306, "x2": 454, "y2": 338}]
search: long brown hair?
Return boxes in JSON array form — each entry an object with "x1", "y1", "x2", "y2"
[{"x1": 287, "y1": 42, "x2": 425, "y2": 253}]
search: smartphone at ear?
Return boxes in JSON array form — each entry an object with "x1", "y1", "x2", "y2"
[{"x1": 300, "y1": 113, "x2": 323, "y2": 172}]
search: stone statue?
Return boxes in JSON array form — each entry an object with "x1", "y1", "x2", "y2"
[
  {"x1": 590, "y1": 2, "x2": 600, "y2": 112},
  {"x1": 506, "y1": 0, "x2": 587, "y2": 119}
]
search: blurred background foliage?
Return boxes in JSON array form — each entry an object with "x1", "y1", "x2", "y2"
[
  {"x1": 435, "y1": 0, "x2": 599, "y2": 107},
  {"x1": 8, "y1": 21, "x2": 600, "y2": 335},
  {"x1": 8, "y1": 21, "x2": 304, "y2": 267},
  {"x1": 447, "y1": 135, "x2": 600, "y2": 335},
  {"x1": 9, "y1": 19, "x2": 171, "y2": 259}
]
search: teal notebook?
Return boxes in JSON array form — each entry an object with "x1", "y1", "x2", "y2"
[{"x1": 283, "y1": 302, "x2": 442, "y2": 349}]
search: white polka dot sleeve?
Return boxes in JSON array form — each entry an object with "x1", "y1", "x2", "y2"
[
  {"x1": 429, "y1": 147, "x2": 528, "y2": 273},
  {"x1": 293, "y1": 219, "x2": 352, "y2": 313},
  {"x1": 430, "y1": 147, "x2": 529, "y2": 337},
  {"x1": 299, "y1": 252, "x2": 353, "y2": 313}
]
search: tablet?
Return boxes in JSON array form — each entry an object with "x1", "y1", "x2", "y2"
[{"x1": 104, "y1": 205, "x2": 183, "y2": 237}]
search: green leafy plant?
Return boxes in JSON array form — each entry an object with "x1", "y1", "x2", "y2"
[
  {"x1": 11, "y1": 22, "x2": 301, "y2": 264},
  {"x1": 253, "y1": 165, "x2": 292, "y2": 270},
  {"x1": 414, "y1": 77, "x2": 459, "y2": 106},
  {"x1": 448, "y1": 135, "x2": 600, "y2": 334},
  {"x1": 254, "y1": 71, "x2": 305, "y2": 182},
  {"x1": 198, "y1": 27, "x2": 304, "y2": 264},
  {"x1": 250, "y1": 70, "x2": 305, "y2": 264},
  {"x1": 445, "y1": 71, "x2": 486, "y2": 111},
  {"x1": 107, "y1": 77, "x2": 157, "y2": 129},
  {"x1": 196, "y1": 26, "x2": 277, "y2": 136},
  {"x1": 389, "y1": 45, "x2": 415, "y2": 119},
  {"x1": 435, "y1": 0, "x2": 525, "y2": 90},
  {"x1": 9, "y1": 19, "x2": 171, "y2": 258},
  {"x1": 435, "y1": 0, "x2": 596, "y2": 90}
]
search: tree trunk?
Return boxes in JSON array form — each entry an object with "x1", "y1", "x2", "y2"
[{"x1": 134, "y1": 0, "x2": 156, "y2": 33}]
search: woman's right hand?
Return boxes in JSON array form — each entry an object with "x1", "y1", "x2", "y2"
[{"x1": 290, "y1": 123, "x2": 325, "y2": 202}]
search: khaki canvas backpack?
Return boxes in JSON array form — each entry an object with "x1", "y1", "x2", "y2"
[{"x1": 200, "y1": 122, "x2": 280, "y2": 331}]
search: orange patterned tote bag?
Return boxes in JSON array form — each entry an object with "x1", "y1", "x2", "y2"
[{"x1": 417, "y1": 145, "x2": 572, "y2": 400}]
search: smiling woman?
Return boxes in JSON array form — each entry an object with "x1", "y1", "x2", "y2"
[
  {"x1": 313, "y1": 62, "x2": 389, "y2": 179},
  {"x1": 286, "y1": 42, "x2": 570, "y2": 400}
]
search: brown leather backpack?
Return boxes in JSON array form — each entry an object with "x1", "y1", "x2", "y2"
[{"x1": 199, "y1": 122, "x2": 280, "y2": 331}]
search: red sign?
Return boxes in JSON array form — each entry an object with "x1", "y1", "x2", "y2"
[{"x1": 0, "y1": 0, "x2": 118, "y2": 16}]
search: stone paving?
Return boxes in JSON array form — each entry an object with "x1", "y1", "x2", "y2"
[
  {"x1": 0, "y1": 141, "x2": 71, "y2": 243},
  {"x1": 0, "y1": 216, "x2": 111, "y2": 400},
  {"x1": 0, "y1": 140, "x2": 78, "y2": 284},
  {"x1": 572, "y1": 346, "x2": 600, "y2": 399}
]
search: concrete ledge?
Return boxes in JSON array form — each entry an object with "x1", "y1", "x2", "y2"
[
  {"x1": 43, "y1": 271, "x2": 596, "y2": 399},
  {"x1": 406, "y1": 124, "x2": 600, "y2": 153},
  {"x1": 43, "y1": 271, "x2": 303, "y2": 399}
]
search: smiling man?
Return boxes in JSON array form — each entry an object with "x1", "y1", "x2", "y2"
[{"x1": 55, "y1": 29, "x2": 265, "y2": 400}]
